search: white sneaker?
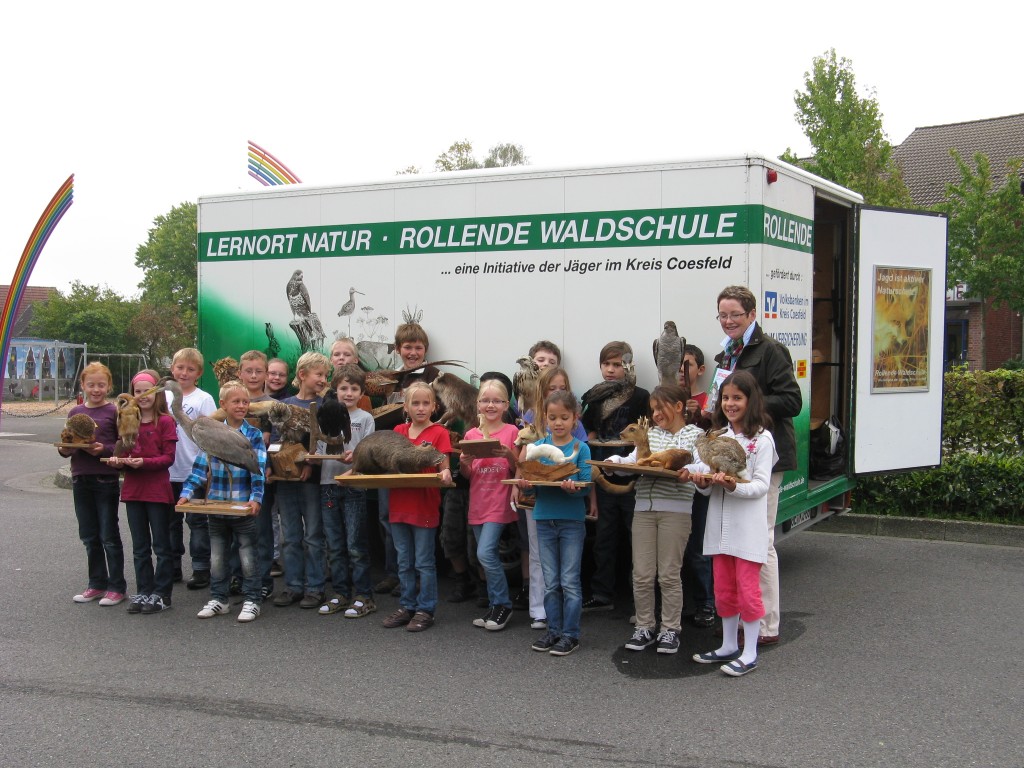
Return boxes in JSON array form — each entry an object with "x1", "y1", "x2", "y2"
[
  {"x1": 237, "y1": 601, "x2": 260, "y2": 623},
  {"x1": 197, "y1": 599, "x2": 230, "y2": 619}
]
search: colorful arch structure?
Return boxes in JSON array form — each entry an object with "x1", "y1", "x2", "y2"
[
  {"x1": 247, "y1": 140, "x2": 301, "y2": 186},
  {"x1": 0, "y1": 174, "x2": 74, "y2": 418}
]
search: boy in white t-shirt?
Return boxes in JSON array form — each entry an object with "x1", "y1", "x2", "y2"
[{"x1": 166, "y1": 347, "x2": 217, "y2": 589}]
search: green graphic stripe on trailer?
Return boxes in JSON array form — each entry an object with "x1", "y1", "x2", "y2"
[{"x1": 199, "y1": 205, "x2": 813, "y2": 262}]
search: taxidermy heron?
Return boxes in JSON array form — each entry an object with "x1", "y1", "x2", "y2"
[{"x1": 162, "y1": 379, "x2": 262, "y2": 484}]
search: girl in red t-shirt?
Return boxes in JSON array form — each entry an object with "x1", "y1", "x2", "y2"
[{"x1": 381, "y1": 382, "x2": 452, "y2": 633}]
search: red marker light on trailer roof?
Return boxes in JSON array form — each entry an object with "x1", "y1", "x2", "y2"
[{"x1": 766, "y1": 169, "x2": 778, "y2": 184}]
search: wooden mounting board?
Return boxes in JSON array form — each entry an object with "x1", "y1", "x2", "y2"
[
  {"x1": 335, "y1": 473, "x2": 454, "y2": 489},
  {"x1": 587, "y1": 459, "x2": 681, "y2": 480},
  {"x1": 587, "y1": 439, "x2": 633, "y2": 447},
  {"x1": 53, "y1": 442, "x2": 93, "y2": 449},
  {"x1": 500, "y1": 479, "x2": 591, "y2": 487},
  {"x1": 453, "y1": 439, "x2": 501, "y2": 457},
  {"x1": 303, "y1": 455, "x2": 345, "y2": 462},
  {"x1": 175, "y1": 501, "x2": 255, "y2": 516},
  {"x1": 689, "y1": 472, "x2": 750, "y2": 484}
]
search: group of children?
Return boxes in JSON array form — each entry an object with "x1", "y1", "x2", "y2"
[{"x1": 62, "y1": 312, "x2": 777, "y2": 675}]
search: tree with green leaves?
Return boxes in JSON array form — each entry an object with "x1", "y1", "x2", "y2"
[
  {"x1": 483, "y1": 143, "x2": 528, "y2": 168},
  {"x1": 435, "y1": 140, "x2": 481, "y2": 172},
  {"x1": 940, "y1": 151, "x2": 1024, "y2": 369},
  {"x1": 400, "y1": 140, "x2": 529, "y2": 175},
  {"x1": 28, "y1": 281, "x2": 139, "y2": 353},
  {"x1": 134, "y1": 202, "x2": 199, "y2": 341},
  {"x1": 781, "y1": 49, "x2": 911, "y2": 207}
]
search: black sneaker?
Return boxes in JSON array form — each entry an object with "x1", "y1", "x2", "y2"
[
  {"x1": 693, "y1": 605, "x2": 716, "y2": 627},
  {"x1": 260, "y1": 585, "x2": 274, "y2": 601},
  {"x1": 447, "y1": 574, "x2": 476, "y2": 603},
  {"x1": 625, "y1": 627, "x2": 656, "y2": 651},
  {"x1": 270, "y1": 560, "x2": 284, "y2": 577},
  {"x1": 582, "y1": 597, "x2": 613, "y2": 613},
  {"x1": 142, "y1": 596, "x2": 171, "y2": 614},
  {"x1": 229, "y1": 577, "x2": 243, "y2": 596},
  {"x1": 656, "y1": 629, "x2": 680, "y2": 654},
  {"x1": 485, "y1": 605, "x2": 513, "y2": 631},
  {"x1": 531, "y1": 631, "x2": 560, "y2": 652},
  {"x1": 473, "y1": 605, "x2": 497, "y2": 628},
  {"x1": 186, "y1": 570, "x2": 210, "y2": 590},
  {"x1": 549, "y1": 636, "x2": 580, "y2": 656}
]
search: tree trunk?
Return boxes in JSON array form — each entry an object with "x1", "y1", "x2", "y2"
[
  {"x1": 980, "y1": 299, "x2": 988, "y2": 370},
  {"x1": 289, "y1": 314, "x2": 326, "y2": 353}
]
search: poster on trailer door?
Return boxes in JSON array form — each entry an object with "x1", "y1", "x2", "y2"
[{"x1": 871, "y1": 266, "x2": 931, "y2": 392}]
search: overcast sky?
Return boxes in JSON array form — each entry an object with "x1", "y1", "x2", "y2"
[{"x1": 2, "y1": 1, "x2": 1020, "y2": 297}]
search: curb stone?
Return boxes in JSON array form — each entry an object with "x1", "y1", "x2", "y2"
[{"x1": 810, "y1": 512, "x2": 1024, "y2": 549}]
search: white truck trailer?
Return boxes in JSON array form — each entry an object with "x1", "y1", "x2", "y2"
[{"x1": 196, "y1": 154, "x2": 947, "y2": 534}]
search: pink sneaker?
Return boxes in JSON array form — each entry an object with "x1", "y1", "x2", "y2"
[
  {"x1": 98, "y1": 591, "x2": 125, "y2": 606},
  {"x1": 73, "y1": 588, "x2": 105, "y2": 603}
]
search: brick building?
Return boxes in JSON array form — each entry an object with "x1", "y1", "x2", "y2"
[
  {"x1": 892, "y1": 113, "x2": 1024, "y2": 369},
  {"x1": 0, "y1": 285, "x2": 57, "y2": 337}
]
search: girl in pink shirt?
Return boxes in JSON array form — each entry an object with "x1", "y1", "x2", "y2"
[{"x1": 460, "y1": 379, "x2": 520, "y2": 631}]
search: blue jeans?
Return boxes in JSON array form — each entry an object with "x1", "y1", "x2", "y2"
[
  {"x1": 321, "y1": 484, "x2": 373, "y2": 598},
  {"x1": 683, "y1": 491, "x2": 715, "y2": 611},
  {"x1": 256, "y1": 482, "x2": 276, "y2": 591},
  {"x1": 277, "y1": 481, "x2": 325, "y2": 595},
  {"x1": 472, "y1": 522, "x2": 511, "y2": 608},
  {"x1": 72, "y1": 475, "x2": 126, "y2": 593},
  {"x1": 209, "y1": 514, "x2": 261, "y2": 602},
  {"x1": 377, "y1": 488, "x2": 398, "y2": 578},
  {"x1": 390, "y1": 522, "x2": 437, "y2": 614},
  {"x1": 170, "y1": 481, "x2": 210, "y2": 571},
  {"x1": 536, "y1": 518, "x2": 585, "y2": 639},
  {"x1": 125, "y1": 500, "x2": 174, "y2": 598}
]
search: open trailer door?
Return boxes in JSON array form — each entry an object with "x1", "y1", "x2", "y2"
[{"x1": 852, "y1": 207, "x2": 948, "y2": 474}]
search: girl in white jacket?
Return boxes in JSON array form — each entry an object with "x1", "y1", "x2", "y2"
[{"x1": 681, "y1": 370, "x2": 777, "y2": 677}]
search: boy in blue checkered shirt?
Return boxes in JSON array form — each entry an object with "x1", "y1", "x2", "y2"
[{"x1": 177, "y1": 381, "x2": 267, "y2": 623}]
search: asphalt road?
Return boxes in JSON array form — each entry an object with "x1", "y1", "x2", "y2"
[{"x1": 0, "y1": 414, "x2": 1021, "y2": 767}]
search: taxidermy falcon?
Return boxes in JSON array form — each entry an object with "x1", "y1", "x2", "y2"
[{"x1": 653, "y1": 321, "x2": 686, "y2": 389}]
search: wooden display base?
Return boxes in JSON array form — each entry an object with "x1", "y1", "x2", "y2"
[
  {"x1": 587, "y1": 459, "x2": 681, "y2": 480},
  {"x1": 500, "y1": 479, "x2": 591, "y2": 488},
  {"x1": 175, "y1": 500, "x2": 256, "y2": 516},
  {"x1": 587, "y1": 439, "x2": 633, "y2": 448},
  {"x1": 53, "y1": 442, "x2": 92, "y2": 449},
  {"x1": 335, "y1": 473, "x2": 454, "y2": 489},
  {"x1": 689, "y1": 472, "x2": 750, "y2": 484},
  {"x1": 303, "y1": 454, "x2": 345, "y2": 462},
  {"x1": 454, "y1": 439, "x2": 501, "y2": 457}
]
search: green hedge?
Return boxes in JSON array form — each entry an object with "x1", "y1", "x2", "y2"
[
  {"x1": 942, "y1": 369, "x2": 1024, "y2": 454},
  {"x1": 855, "y1": 369, "x2": 1024, "y2": 525}
]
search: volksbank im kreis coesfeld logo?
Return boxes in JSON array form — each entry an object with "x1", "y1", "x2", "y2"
[{"x1": 764, "y1": 291, "x2": 779, "y2": 319}]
